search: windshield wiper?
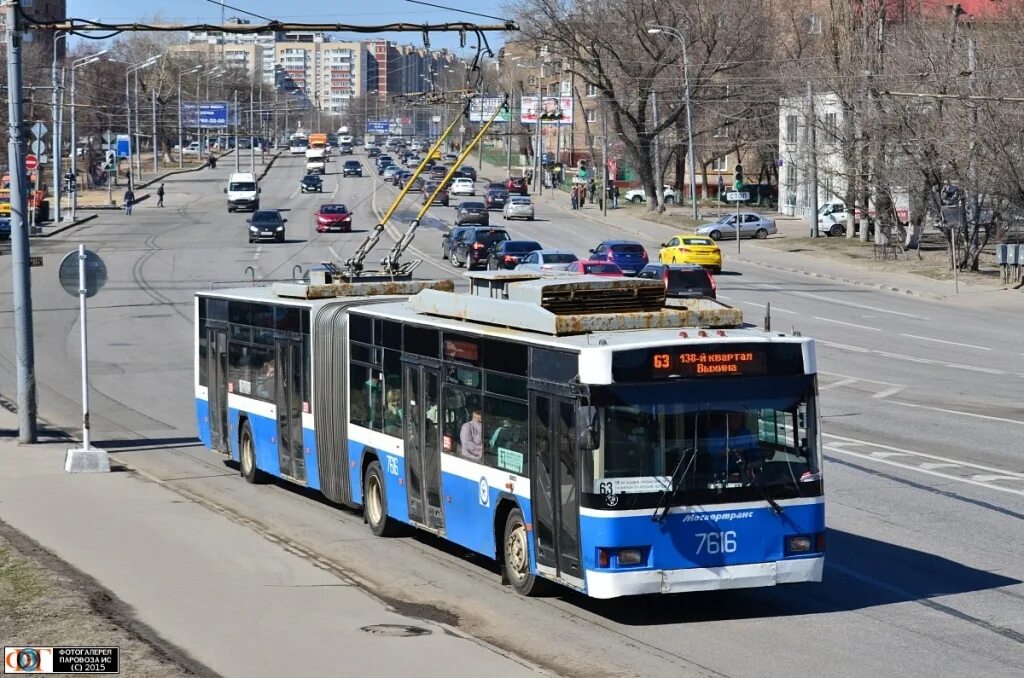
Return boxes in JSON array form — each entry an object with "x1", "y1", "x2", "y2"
[
  {"x1": 730, "y1": 451, "x2": 784, "y2": 515},
  {"x1": 651, "y1": 447, "x2": 696, "y2": 523}
]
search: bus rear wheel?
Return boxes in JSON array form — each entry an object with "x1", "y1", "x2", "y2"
[
  {"x1": 239, "y1": 421, "x2": 262, "y2": 484},
  {"x1": 503, "y1": 507, "x2": 548, "y2": 596},
  {"x1": 364, "y1": 460, "x2": 403, "y2": 537}
]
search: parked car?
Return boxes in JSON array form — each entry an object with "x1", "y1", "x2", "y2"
[
  {"x1": 622, "y1": 185, "x2": 679, "y2": 205},
  {"x1": 247, "y1": 210, "x2": 287, "y2": 243},
  {"x1": 485, "y1": 186, "x2": 510, "y2": 210},
  {"x1": 505, "y1": 176, "x2": 528, "y2": 195},
  {"x1": 816, "y1": 200, "x2": 875, "y2": 237},
  {"x1": 565, "y1": 260, "x2": 625, "y2": 277},
  {"x1": 313, "y1": 204, "x2": 353, "y2": 233},
  {"x1": 486, "y1": 240, "x2": 544, "y2": 270},
  {"x1": 180, "y1": 141, "x2": 201, "y2": 155},
  {"x1": 658, "y1": 234, "x2": 722, "y2": 272},
  {"x1": 587, "y1": 240, "x2": 648, "y2": 276},
  {"x1": 514, "y1": 249, "x2": 579, "y2": 272},
  {"x1": 696, "y1": 212, "x2": 777, "y2": 240},
  {"x1": 440, "y1": 226, "x2": 472, "y2": 260},
  {"x1": 458, "y1": 166, "x2": 478, "y2": 182},
  {"x1": 502, "y1": 196, "x2": 534, "y2": 220},
  {"x1": 449, "y1": 227, "x2": 511, "y2": 269},
  {"x1": 342, "y1": 160, "x2": 363, "y2": 177},
  {"x1": 422, "y1": 181, "x2": 450, "y2": 206},
  {"x1": 299, "y1": 174, "x2": 323, "y2": 193},
  {"x1": 450, "y1": 177, "x2": 476, "y2": 196},
  {"x1": 637, "y1": 264, "x2": 717, "y2": 299},
  {"x1": 454, "y1": 201, "x2": 490, "y2": 226}
]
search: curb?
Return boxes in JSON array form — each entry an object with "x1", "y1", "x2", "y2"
[
  {"x1": 134, "y1": 150, "x2": 233, "y2": 189},
  {"x1": 32, "y1": 214, "x2": 98, "y2": 238}
]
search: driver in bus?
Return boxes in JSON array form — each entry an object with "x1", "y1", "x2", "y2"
[{"x1": 705, "y1": 413, "x2": 759, "y2": 476}]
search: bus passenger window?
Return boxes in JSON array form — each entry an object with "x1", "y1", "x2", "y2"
[
  {"x1": 384, "y1": 389, "x2": 403, "y2": 435},
  {"x1": 349, "y1": 364, "x2": 383, "y2": 430}
]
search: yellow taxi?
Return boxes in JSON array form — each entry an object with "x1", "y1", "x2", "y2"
[{"x1": 658, "y1": 234, "x2": 723, "y2": 273}]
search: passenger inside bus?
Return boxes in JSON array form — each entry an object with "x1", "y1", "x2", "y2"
[
  {"x1": 459, "y1": 409, "x2": 484, "y2": 460},
  {"x1": 384, "y1": 389, "x2": 403, "y2": 435},
  {"x1": 255, "y1": 360, "x2": 275, "y2": 400}
]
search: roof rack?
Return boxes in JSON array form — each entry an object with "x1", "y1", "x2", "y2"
[{"x1": 273, "y1": 264, "x2": 454, "y2": 300}]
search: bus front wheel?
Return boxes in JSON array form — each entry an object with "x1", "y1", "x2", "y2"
[
  {"x1": 364, "y1": 461, "x2": 403, "y2": 537},
  {"x1": 503, "y1": 507, "x2": 549, "y2": 596},
  {"x1": 239, "y1": 421, "x2": 262, "y2": 484}
]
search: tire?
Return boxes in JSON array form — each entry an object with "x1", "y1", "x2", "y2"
[
  {"x1": 829, "y1": 224, "x2": 844, "y2": 237},
  {"x1": 503, "y1": 507, "x2": 548, "y2": 596},
  {"x1": 228, "y1": 206, "x2": 235, "y2": 213},
  {"x1": 248, "y1": 236, "x2": 255, "y2": 244},
  {"x1": 528, "y1": 216, "x2": 534, "y2": 221},
  {"x1": 239, "y1": 420, "x2": 262, "y2": 484},
  {"x1": 364, "y1": 460, "x2": 403, "y2": 537},
  {"x1": 441, "y1": 245, "x2": 448, "y2": 260},
  {"x1": 709, "y1": 230, "x2": 722, "y2": 240},
  {"x1": 664, "y1": 195, "x2": 676, "y2": 205},
  {"x1": 631, "y1": 195, "x2": 643, "y2": 204},
  {"x1": 488, "y1": 258, "x2": 497, "y2": 270},
  {"x1": 275, "y1": 232, "x2": 285, "y2": 243},
  {"x1": 755, "y1": 228, "x2": 768, "y2": 239},
  {"x1": 452, "y1": 250, "x2": 465, "y2": 268}
]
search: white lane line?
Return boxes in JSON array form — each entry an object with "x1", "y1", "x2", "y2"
[
  {"x1": 819, "y1": 340, "x2": 1006, "y2": 375},
  {"x1": 790, "y1": 291, "x2": 930, "y2": 320},
  {"x1": 812, "y1": 316, "x2": 882, "y2": 331},
  {"x1": 330, "y1": 183, "x2": 339, "y2": 198},
  {"x1": 738, "y1": 300, "x2": 799, "y2": 315},
  {"x1": 328, "y1": 246, "x2": 340, "y2": 260},
  {"x1": 872, "y1": 386, "x2": 905, "y2": 399},
  {"x1": 940, "y1": 363, "x2": 1005, "y2": 375},
  {"x1": 254, "y1": 245, "x2": 262, "y2": 261},
  {"x1": 888, "y1": 400, "x2": 1024, "y2": 426},
  {"x1": 899, "y1": 333, "x2": 992, "y2": 351},
  {"x1": 289, "y1": 187, "x2": 299, "y2": 200},
  {"x1": 824, "y1": 433, "x2": 1024, "y2": 476},
  {"x1": 819, "y1": 377, "x2": 860, "y2": 391}
]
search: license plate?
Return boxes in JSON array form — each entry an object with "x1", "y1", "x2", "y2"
[{"x1": 260, "y1": 231, "x2": 274, "y2": 236}]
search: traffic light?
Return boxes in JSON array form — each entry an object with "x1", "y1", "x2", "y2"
[
  {"x1": 64, "y1": 172, "x2": 76, "y2": 193},
  {"x1": 733, "y1": 164, "x2": 744, "y2": 191},
  {"x1": 578, "y1": 160, "x2": 588, "y2": 179}
]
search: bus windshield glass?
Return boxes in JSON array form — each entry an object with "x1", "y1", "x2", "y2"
[{"x1": 588, "y1": 375, "x2": 819, "y2": 496}]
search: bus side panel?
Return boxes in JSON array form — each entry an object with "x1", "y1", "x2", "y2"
[
  {"x1": 303, "y1": 424, "x2": 321, "y2": 490},
  {"x1": 234, "y1": 407, "x2": 284, "y2": 478},
  {"x1": 195, "y1": 397, "x2": 212, "y2": 448},
  {"x1": 578, "y1": 499, "x2": 825, "y2": 572},
  {"x1": 438, "y1": 456, "x2": 529, "y2": 558}
]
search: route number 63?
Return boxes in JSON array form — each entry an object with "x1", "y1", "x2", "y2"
[{"x1": 696, "y1": 531, "x2": 738, "y2": 555}]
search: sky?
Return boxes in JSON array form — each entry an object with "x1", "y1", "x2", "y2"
[{"x1": 66, "y1": 0, "x2": 513, "y2": 56}]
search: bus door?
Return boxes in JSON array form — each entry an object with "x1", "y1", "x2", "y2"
[
  {"x1": 275, "y1": 338, "x2": 306, "y2": 482},
  {"x1": 206, "y1": 328, "x2": 229, "y2": 451},
  {"x1": 403, "y1": 362, "x2": 445, "y2": 532},
  {"x1": 530, "y1": 393, "x2": 582, "y2": 585}
]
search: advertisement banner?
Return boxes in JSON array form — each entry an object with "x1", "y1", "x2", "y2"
[
  {"x1": 366, "y1": 120, "x2": 390, "y2": 134},
  {"x1": 469, "y1": 97, "x2": 511, "y2": 123},
  {"x1": 182, "y1": 102, "x2": 230, "y2": 129},
  {"x1": 520, "y1": 95, "x2": 573, "y2": 125}
]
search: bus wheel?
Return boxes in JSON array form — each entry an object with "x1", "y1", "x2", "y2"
[
  {"x1": 239, "y1": 421, "x2": 262, "y2": 484},
  {"x1": 364, "y1": 461, "x2": 402, "y2": 537},
  {"x1": 503, "y1": 508, "x2": 548, "y2": 596}
]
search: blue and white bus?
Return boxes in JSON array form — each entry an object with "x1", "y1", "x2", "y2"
[{"x1": 195, "y1": 273, "x2": 824, "y2": 598}]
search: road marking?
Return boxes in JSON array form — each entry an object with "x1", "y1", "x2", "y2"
[
  {"x1": 253, "y1": 245, "x2": 263, "y2": 261},
  {"x1": 819, "y1": 377, "x2": 860, "y2": 390},
  {"x1": 790, "y1": 291, "x2": 930, "y2": 320},
  {"x1": 888, "y1": 400, "x2": 1024, "y2": 426},
  {"x1": 872, "y1": 386, "x2": 905, "y2": 399},
  {"x1": 812, "y1": 316, "x2": 881, "y2": 331},
  {"x1": 328, "y1": 246, "x2": 340, "y2": 260},
  {"x1": 289, "y1": 187, "x2": 299, "y2": 200},
  {"x1": 738, "y1": 300, "x2": 798, "y2": 315},
  {"x1": 819, "y1": 340, "x2": 1006, "y2": 375},
  {"x1": 899, "y1": 333, "x2": 992, "y2": 351},
  {"x1": 331, "y1": 183, "x2": 338, "y2": 198}
]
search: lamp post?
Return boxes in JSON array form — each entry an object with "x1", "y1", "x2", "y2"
[
  {"x1": 178, "y1": 65, "x2": 203, "y2": 168},
  {"x1": 514, "y1": 59, "x2": 544, "y2": 195},
  {"x1": 364, "y1": 89, "x2": 377, "y2": 140},
  {"x1": 70, "y1": 50, "x2": 109, "y2": 222},
  {"x1": 52, "y1": 32, "x2": 66, "y2": 222},
  {"x1": 648, "y1": 25, "x2": 699, "y2": 220},
  {"x1": 199, "y1": 68, "x2": 225, "y2": 156},
  {"x1": 125, "y1": 55, "x2": 161, "y2": 188}
]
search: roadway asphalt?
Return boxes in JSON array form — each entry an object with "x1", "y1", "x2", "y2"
[{"x1": 0, "y1": 149, "x2": 1021, "y2": 678}]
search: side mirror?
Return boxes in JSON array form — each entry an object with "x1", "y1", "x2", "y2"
[
  {"x1": 659, "y1": 243, "x2": 668, "y2": 248},
  {"x1": 588, "y1": 248, "x2": 596, "y2": 253},
  {"x1": 245, "y1": 218, "x2": 251, "y2": 223},
  {"x1": 258, "y1": 188, "x2": 262, "y2": 194},
  {"x1": 223, "y1": 188, "x2": 227, "y2": 194},
  {"x1": 283, "y1": 218, "x2": 288, "y2": 223},
  {"x1": 577, "y1": 406, "x2": 600, "y2": 451}
]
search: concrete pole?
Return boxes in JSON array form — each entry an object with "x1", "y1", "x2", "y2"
[
  {"x1": 602, "y1": 108, "x2": 608, "y2": 217},
  {"x1": 134, "y1": 71, "x2": 141, "y2": 179},
  {"x1": 808, "y1": 81, "x2": 819, "y2": 238},
  {"x1": 5, "y1": 0, "x2": 39, "y2": 442},
  {"x1": 250, "y1": 87, "x2": 256, "y2": 172},
  {"x1": 152, "y1": 87, "x2": 158, "y2": 175},
  {"x1": 178, "y1": 73, "x2": 183, "y2": 169},
  {"x1": 234, "y1": 91, "x2": 240, "y2": 173},
  {"x1": 679, "y1": 31, "x2": 699, "y2": 219},
  {"x1": 535, "y1": 86, "x2": 543, "y2": 196},
  {"x1": 71, "y1": 66, "x2": 77, "y2": 220},
  {"x1": 51, "y1": 32, "x2": 64, "y2": 223},
  {"x1": 505, "y1": 82, "x2": 513, "y2": 177},
  {"x1": 125, "y1": 72, "x2": 132, "y2": 191}
]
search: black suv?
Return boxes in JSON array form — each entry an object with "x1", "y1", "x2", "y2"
[
  {"x1": 299, "y1": 174, "x2": 323, "y2": 193},
  {"x1": 450, "y1": 227, "x2": 511, "y2": 270},
  {"x1": 487, "y1": 240, "x2": 543, "y2": 270},
  {"x1": 637, "y1": 264, "x2": 717, "y2": 299},
  {"x1": 454, "y1": 201, "x2": 489, "y2": 226},
  {"x1": 247, "y1": 210, "x2": 288, "y2": 243},
  {"x1": 342, "y1": 160, "x2": 362, "y2": 177},
  {"x1": 441, "y1": 226, "x2": 472, "y2": 260}
]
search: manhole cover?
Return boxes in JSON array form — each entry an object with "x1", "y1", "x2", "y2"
[{"x1": 360, "y1": 624, "x2": 432, "y2": 637}]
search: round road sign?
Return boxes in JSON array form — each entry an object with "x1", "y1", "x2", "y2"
[
  {"x1": 25, "y1": 154, "x2": 38, "y2": 171},
  {"x1": 58, "y1": 248, "x2": 108, "y2": 299}
]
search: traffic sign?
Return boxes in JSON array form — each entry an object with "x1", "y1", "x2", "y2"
[
  {"x1": 25, "y1": 154, "x2": 38, "y2": 170},
  {"x1": 31, "y1": 122, "x2": 48, "y2": 139},
  {"x1": 726, "y1": 191, "x2": 750, "y2": 202},
  {"x1": 59, "y1": 249, "x2": 108, "y2": 299},
  {"x1": 102, "y1": 130, "x2": 114, "y2": 143},
  {"x1": 30, "y1": 139, "x2": 46, "y2": 156}
]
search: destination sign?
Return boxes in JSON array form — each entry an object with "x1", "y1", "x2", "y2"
[{"x1": 652, "y1": 349, "x2": 768, "y2": 377}]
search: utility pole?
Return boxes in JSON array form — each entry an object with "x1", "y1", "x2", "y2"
[
  {"x1": 535, "y1": 86, "x2": 543, "y2": 196},
  {"x1": 134, "y1": 70, "x2": 142, "y2": 179},
  {"x1": 808, "y1": 81, "x2": 819, "y2": 238},
  {"x1": 967, "y1": 37, "x2": 979, "y2": 245},
  {"x1": 51, "y1": 32, "x2": 65, "y2": 223},
  {"x1": 250, "y1": 87, "x2": 256, "y2": 172},
  {"x1": 5, "y1": 0, "x2": 39, "y2": 442},
  {"x1": 651, "y1": 90, "x2": 662, "y2": 207},
  {"x1": 505, "y1": 82, "x2": 513, "y2": 177},
  {"x1": 234, "y1": 90, "x2": 240, "y2": 172},
  {"x1": 601, "y1": 106, "x2": 608, "y2": 217},
  {"x1": 152, "y1": 88, "x2": 158, "y2": 175}
]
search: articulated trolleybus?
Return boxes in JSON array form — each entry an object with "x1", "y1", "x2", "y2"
[{"x1": 195, "y1": 271, "x2": 824, "y2": 598}]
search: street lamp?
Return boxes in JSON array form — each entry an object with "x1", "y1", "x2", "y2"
[
  {"x1": 364, "y1": 89, "x2": 377, "y2": 139},
  {"x1": 125, "y1": 54, "x2": 161, "y2": 187},
  {"x1": 199, "y1": 68, "x2": 225, "y2": 155},
  {"x1": 515, "y1": 59, "x2": 544, "y2": 195},
  {"x1": 178, "y1": 65, "x2": 203, "y2": 168},
  {"x1": 648, "y1": 25, "x2": 699, "y2": 220},
  {"x1": 70, "y1": 49, "x2": 109, "y2": 221},
  {"x1": 52, "y1": 32, "x2": 67, "y2": 222}
]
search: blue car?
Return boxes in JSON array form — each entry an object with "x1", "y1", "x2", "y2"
[
  {"x1": 587, "y1": 239, "x2": 649, "y2": 276},
  {"x1": 0, "y1": 217, "x2": 10, "y2": 241}
]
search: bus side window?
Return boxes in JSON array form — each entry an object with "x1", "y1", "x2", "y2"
[{"x1": 349, "y1": 364, "x2": 382, "y2": 430}]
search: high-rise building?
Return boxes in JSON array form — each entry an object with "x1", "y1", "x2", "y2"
[
  {"x1": 274, "y1": 37, "x2": 370, "y2": 114},
  {"x1": 187, "y1": 17, "x2": 283, "y2": 84}
]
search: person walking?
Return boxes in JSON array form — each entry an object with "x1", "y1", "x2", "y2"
[
  {"x1": 156, "y1": 183, "x2": 165, "y2": 207},
  {"x1": 589, "y1": 178, "x2": 597, "y2": 204},
  {"x1": 123, "y1": 187, "x2": 135, "y2": 216},
  {"x1": 208, "y1": 154, "x2": 217, "y2": 170},
  {"x1": 612, "y1": 182, "x2": 620, "y2": 209},
  {"x1": 579, "y1": 182, "x2": 587, "y2": 206},
  {"x1": 570, "y1": 184, "x2": 579, "y2": 210}
]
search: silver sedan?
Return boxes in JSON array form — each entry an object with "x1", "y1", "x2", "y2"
[
  {"x1": 696, "y1": 212, "x2": 777, "y2": 240},
  {"x1": 503, "y1": 196, "x2": 535, "y2": 221},
  {"x1": 514, "y1": 249, "x2": 579, "y2": 271}
]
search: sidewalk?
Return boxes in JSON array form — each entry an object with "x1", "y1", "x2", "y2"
[
  {"x1": 476, "y1": 157, "x2": 1022, "y2": 304},
  {"x1": 0, "y1": 407, "x2": 545, "y2": 677}
]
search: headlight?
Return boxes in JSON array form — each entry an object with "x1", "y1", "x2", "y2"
[
  {"x1": 249, "y1": 225, "x2": 258, "y2": 231},
  {"x1": 786, "y1": 535, "x2": 812, "y2": 553},
  {"x1": 276, "y1": 225, "x2": 284, "y2": 231}
]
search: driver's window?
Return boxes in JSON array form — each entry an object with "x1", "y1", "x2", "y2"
[{"x1": 668, "y1": 237, "x2": 679, "y2": 247}]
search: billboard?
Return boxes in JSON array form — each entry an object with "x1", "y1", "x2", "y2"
[
  {"x1": 468, "y1": 97, "x2": 511, "y2": 123},
  {"x1": 182, "y1": 102, "x2": 230, "y2": 129},
  {"x1": 366, "y1": 120, "x2": 389, "y2": 134},
  {"x1": 520, "y1": 96, "x2": 573, "y2": 125}
]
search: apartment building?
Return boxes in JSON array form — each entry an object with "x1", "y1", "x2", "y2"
[
  {"x1": 187, "y1": 17, "x2": 283, "y2": 84},
  {"x1": 274, "y1": 38, "x2": 370, "y2": 114},
  {"x1": 170, "y1": 42, "x2": 265, "y2": 79}
]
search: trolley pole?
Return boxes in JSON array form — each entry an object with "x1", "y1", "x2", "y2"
[{"x1": 5, "y1": 0, "x2": 39, "y2": 442}]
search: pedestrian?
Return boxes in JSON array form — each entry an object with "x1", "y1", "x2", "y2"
[
  {"x1": 570, "y1": 184, "x2": 579, "y2": 210},
  {"x1": 208, "y1": 154, "x2": 217, "y2": 170},
  {"x1": 580, "y1": 182, "x2": 587, "y2": 206},
  {"x1": 589, "y1": 178, "x2": 596, "y2": 204},
  {"x1": 611, "y1": 182, "x2": 619, "y2": 209},
  {"x1": 123, "y1": 187, "x2": 135, "y2": 216},
  {"x1": 156, "y1": 183, "x2": 165, "y2": 207}
]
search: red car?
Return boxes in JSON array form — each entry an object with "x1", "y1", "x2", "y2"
[
  {"x1": 505, "y1": 176, "x2": 528, "y2": 195},
  {"x1": 314, "y1": 204, "x2": 353, "y2": 232},
  {"x1": 565, "y1": 260, "x2": 624, "y2": 277}
]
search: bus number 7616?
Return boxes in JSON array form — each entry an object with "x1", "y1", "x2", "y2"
[{"x1": 696, "y1": 531, "x2": 737, "y2": 555}]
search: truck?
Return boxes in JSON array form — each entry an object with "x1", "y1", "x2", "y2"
[
  {"x1": 305, "y1": 147, "x2": 326, "y2": 175},
  {"x1": 308, "y1": 133, "x2": 328, "y2": 150}
]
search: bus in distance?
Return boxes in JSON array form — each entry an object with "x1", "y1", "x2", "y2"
[{"x1": 194, "y1": 272, "x2": 824, "y2": 598}]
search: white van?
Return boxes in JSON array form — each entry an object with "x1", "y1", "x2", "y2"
[
  {"x1": 224, "y1": 172, "x2": 260, "y2": 213},
  {"x1": 305, "y1": 148, "x2": 326, "y2": 175}
]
